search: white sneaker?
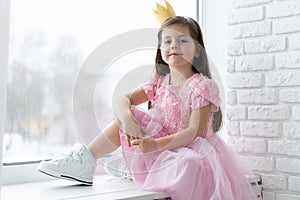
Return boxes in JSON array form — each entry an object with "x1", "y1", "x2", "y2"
[
  {"x1": 38, "y1": 143, "x2": 96, "y2": 185},
  {"x1": 102, "y1": 156, "x2": 132, "y2": 180}
]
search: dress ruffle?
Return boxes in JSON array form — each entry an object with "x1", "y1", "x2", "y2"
[
  {"x1": 120, "y1": 107, "x2": 260, "y2": 200},
  {"x1": 190, "y1": 77, "x2": 221, "y2": 112}
]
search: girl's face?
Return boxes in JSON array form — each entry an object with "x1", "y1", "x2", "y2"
[{"x1": 160, "y1": 24, "x2": 198, "y2": 70}]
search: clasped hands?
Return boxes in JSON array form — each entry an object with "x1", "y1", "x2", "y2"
[{"x1": 122, "y1": 116, "x2": 158, "y2": 154}]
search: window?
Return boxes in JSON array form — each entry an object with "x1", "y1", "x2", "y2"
[{"x1": 3, "y1": 0, "x2": 198, "y2": 167}]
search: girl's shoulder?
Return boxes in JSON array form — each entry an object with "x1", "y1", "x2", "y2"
[
  {"x1": 188, "y1": 73, "x2": 218, "y2": 89},
  {"x1": 188, "y1": 73, "x2": 221, "y2": 105}
]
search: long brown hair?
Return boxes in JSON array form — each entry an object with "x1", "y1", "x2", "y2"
[{"x1": 154, "y1": 16, "x2": 223, "y2": 132}]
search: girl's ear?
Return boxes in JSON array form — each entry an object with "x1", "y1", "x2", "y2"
[{"x1": 195, "y1": 44, "x2": 201, "y2": 57}]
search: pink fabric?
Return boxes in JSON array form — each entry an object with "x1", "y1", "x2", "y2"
[{"x1": 119, "y1": 73, "x2": 259, "y2": 200}]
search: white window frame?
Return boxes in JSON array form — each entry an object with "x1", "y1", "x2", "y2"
[
  {"x1": 0, "y1": 0, "x2": 10, "y2": 186},
  {"x1": 197, "y1": 0, "x2": 204, "y2": 28}
]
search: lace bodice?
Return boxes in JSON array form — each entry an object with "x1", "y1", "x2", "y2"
[{"x1": 143, "y1": 73, "x2": 220, "y2": 137}]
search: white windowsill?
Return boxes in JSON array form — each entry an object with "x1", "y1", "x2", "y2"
[
  {"x1": 1, "y1": 174, "x2": 169, "y2": 200},
  {"x1": 2, "y1": 161, "x2": 169, "y2": 200}
]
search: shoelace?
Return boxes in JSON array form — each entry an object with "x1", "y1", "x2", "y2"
[
  {"x1": 54, "y1": 149, "x2": 83, "y2": 165},
  {"x1": 114, "y1": 161, "x2": 132, "y2": 179},
  {"x1": 103, "y1": 156, "x2": 131, "y2": 179},
  {"x1": 68, "y1": 150, "x2": 83, "y2": 163}
]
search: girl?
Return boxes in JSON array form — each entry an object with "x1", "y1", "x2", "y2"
[{"x1": 38, "y1": 16, "x2": 259, "y2": 200}]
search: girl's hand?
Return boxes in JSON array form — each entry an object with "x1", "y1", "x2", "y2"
[
  {"x1": 131, "y1": 137, "x2": 159, "y2": 154},
  {"x1": 122, "y1": 113, "x2": 147, "y2": 141}
]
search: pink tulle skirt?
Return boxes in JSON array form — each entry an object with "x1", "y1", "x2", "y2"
[{"x1": 120, "y1": 107, "x2": 260, "y2": 200}]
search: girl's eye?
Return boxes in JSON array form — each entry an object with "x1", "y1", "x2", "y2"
[
  {"x1": 180, "y1": 39, "x2": 188, "y2": 43},
  {"x1": 163, "y1": 40, "x2": 171, "y2": 44}
]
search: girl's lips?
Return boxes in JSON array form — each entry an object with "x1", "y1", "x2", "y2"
[{"x1": 169, "y1": 53, "x2": 182, "y2": 56}]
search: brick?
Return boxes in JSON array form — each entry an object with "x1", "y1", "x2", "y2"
[
  {"x1": 261, "y1": 174, "x2": 287, "y2": 190},
  {"x1": 228, "y1": 41, "x2": 244, "y2": 56},
  {"x1": 230, "y1": 21, "x2": 272, "y2": 39},
  {"x1": 266, "y1": 1, "x2": 300, "y2": 18},
  {"x1": 233, "y1": 0, "x2": 272, "y2": 8},
  {"x1": 277, "y1": 158, "x2": 300, "y2": 173},
  {"x1": 248, "y1": 106, "x2": 290, "y2": 120},
  {"x1": 245, "y1": 37, "x2": 286, "y2": 53},
  {"x1": 240, "y1": 122, "x2": 281, "y2": 137},
  {"x1": 277, "y1": 194, "x2": 300, "y2": 200},
  {"x1": 276, "y1": 51, "x2": 300, "y2": 69},
  {"x1": 283, "y1": 122, "x2": 300, "y2": 138},
  {"x1": 228, "y1": 6, "x2": 264, "y2": 24},
  {"x1": 226, "y1": 106, "x2": 246, "y2": 120},
  {"x1": 228, "y1": 137, "x2": 266, "y2": 153},
  {"x1": 273, "y1": 16, "x2": 300, "y2": 34},
  {"x1": 235, "y1": 55, "x2": 274, "y2": 71},
  {"x1": 228, "y1": 73, "x2": 264, "y2": 88},
  {"x1": 280, "y1": 89, "x2": 300, "y2": 103},
  {"x1": 227, "y1": 90, "x2": 237, "y2": 105},
  {"x1": 237, "y1": 89, "x2": 278, "y2": 104},
  {"x1": 293, "y1": 106, "x2": 300, "y2": 120},
  {"x1": 227, "y1": 121, "x2": 240, "y2": 136},
  {"x1": 241, "y1": 155, "x2": 274, "y2": 171},
  {"x1": 262, "y1": 191, "x2": 275, "y2": 200},
  {"x1": 266, "y1": 70, "x2": 300, "y2": 87},
  {"x1": 289, "y1": 176, "x2": 300, "y2": 192},
  {"x1": 227, "y1": 58, "x2": 235, "y2": 73},
  {"x1": 268, "y1": 139, "x2": 300, "y2": 156},
  {"x1": 289, "y1": 33, "x2": 300, "y2": 50}
]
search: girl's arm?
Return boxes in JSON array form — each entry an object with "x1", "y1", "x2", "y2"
[
  {"x1": 112, "y1": 87, "x2": 149, "y2": 142},
  {"x1": 132, "y1": 104, "x2": 212, "y2": 153}
]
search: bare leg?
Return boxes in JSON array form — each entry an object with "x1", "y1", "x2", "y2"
[{"x1": 87, "y1": 120, "x2": 121, "y2": 159}]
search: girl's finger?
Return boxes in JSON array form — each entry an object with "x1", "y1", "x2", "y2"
[
  {"x1": 125, "y1": 134, "x2": 131, "y2": 147},
  {"x1": 131, "y1": 139, "x2": 141, "y2": 146}
]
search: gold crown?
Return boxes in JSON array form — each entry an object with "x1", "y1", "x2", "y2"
[{"x1": 153, "y1": 0, "x2": 176, "y2": 24}]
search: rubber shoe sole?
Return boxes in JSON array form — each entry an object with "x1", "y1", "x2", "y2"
[{"x1": 38, "y1": 166, "x2": 93, "y2": 186}]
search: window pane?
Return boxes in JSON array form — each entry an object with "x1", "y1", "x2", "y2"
[{"x1": 4, "y1": 0, "x2": 196, "y2": 164}]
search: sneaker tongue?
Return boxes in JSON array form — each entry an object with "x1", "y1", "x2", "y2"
[
  {"x1": 72, "y1": 143, "x2": 84, "y2": 152},
  {"x1": 69, "y1": 143, "x2": 97, "y2": 166}
]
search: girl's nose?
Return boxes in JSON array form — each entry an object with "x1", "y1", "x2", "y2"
[{"x1": 171, "y1": 42, "x2": 179, "y2": 49}]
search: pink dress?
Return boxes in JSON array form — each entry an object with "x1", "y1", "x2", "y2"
[{"x1": 119, "y1": 73, "x2": 259, "y2": 200}]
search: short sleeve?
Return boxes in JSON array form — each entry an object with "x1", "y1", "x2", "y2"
[
  {"x1": 190, "y1": 78, "x2": 221, "y2": 112},
  {"x1": 143, "y1": 83, "x2": 156, "y2": 101},
  {"x1": 142, "y1": 74, "x2": 161, "y2": 101}
]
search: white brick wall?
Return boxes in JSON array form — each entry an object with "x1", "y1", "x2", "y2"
[
  {"x1": 240, "y1": 122, "x2": 281, "y2": 137},
  {"x1": 228, "y1": 0, "x2": 300, "y2": 198},
  {"x1": 237, "y1": 89, "x2": 278, "y2": 104},
  {"x1": 289, "y1": 33, "x2": 300, "y2": 50},
  {"x1": 273, "y1": 17, "x2": 300, "y2": 34},
  {"x1": 227, "y1": 73, "x2": 264, "y2": 88}
]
